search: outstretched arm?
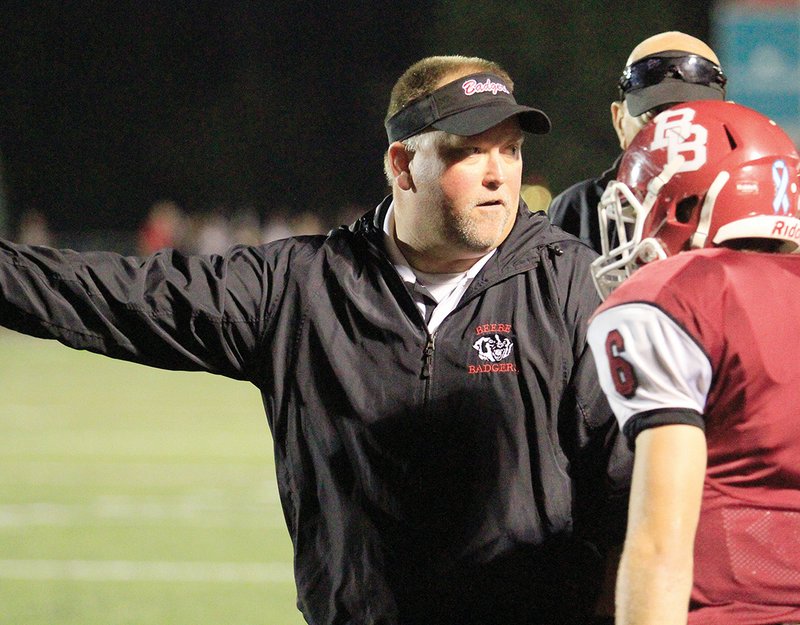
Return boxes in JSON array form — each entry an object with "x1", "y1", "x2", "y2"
[
  {"x1": 0, "y1": 240, "x2": 273, "y2": 379},
  {"x1": 616, "y1": 424, "x2": 706, "y2": 625}
]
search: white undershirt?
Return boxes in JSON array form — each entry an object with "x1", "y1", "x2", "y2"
[{"x1": 382, "y1": 202, "x2": 495, "y2": 333}]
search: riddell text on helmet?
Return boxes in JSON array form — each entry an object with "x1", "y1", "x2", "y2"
[{"x1": 771, "y1": 220, "x2": 800, "y2": 241}]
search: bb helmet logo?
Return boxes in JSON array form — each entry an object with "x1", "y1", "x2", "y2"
[{"x1": 651, "y1": 107, "x2": 708, "y2": 173}]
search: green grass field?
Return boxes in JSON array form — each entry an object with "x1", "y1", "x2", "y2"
[{"x1": 0, "y1": 329, "x2": 306, "y2": 625}]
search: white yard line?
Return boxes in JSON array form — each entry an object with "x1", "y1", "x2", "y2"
[
  {"x1": 0, "y1": 499, "x2": 286, "y2": 528},
  {"x1": 0, "y1": 559, "x2": 294, "y2": 583}
]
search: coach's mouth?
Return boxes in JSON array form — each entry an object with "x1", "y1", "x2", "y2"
[{"x1": 477, "y1": 199, "x2": 505, "y2": 208}]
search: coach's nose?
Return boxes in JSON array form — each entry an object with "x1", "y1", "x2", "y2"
[{"x1": 483, "y1": 150, "x2": 507, "y2": 189}]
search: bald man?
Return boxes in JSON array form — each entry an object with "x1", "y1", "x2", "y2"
[{"x1": 548, "y1": 32, "x2": 727, "y2": 252}]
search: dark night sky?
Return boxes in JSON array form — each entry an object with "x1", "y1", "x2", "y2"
[{"x1": 0, "y1": 2, "x2": 713, "y2": 234}]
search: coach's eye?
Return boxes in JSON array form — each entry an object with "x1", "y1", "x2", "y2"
[{"x1": 447, "y1": 146, "x2": 478, "y2": 159}]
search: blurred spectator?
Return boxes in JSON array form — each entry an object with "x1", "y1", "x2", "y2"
[
  {"x1": 16, "y1": 208, "x2": 54, "y2": 246},
  {"x1": 288, "y1": 210, "x2": 325, "y2": 236},
  {"x1": 230, "y1": 207, "x2": 263, "y2": 246},
  {"x1": 262, "y1": 206, "x2": 294, "y2": 243},
  {"x1": 335, "y1": 203, "x2": 369, "y2": 229},
  {"x1": 194, "y1": 209, "x2": 233, "y2": 255},
  {"x1": 137, "y1": 200, "x2": 186, "y2": 255}
]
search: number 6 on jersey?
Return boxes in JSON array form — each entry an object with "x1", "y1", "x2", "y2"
[{"x1": 605, "y1": 329, "x2": 638, "y2": 398}]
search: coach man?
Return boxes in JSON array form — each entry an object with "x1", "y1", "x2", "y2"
[{"x1": 0, "y1": 55, "x2": 630, "y2": 625}]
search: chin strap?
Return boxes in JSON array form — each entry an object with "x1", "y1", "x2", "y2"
[{"x1": 690, "y1": 171, "x2": 730, "y2": 249}]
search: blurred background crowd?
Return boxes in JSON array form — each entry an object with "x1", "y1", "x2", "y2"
[{"x1": 14, "y1": 200, "x2": 366, "y2": 255}]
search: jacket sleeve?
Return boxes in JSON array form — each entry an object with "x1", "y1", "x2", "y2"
[
  {"x1": 551, "y1": 240, "x2": 633, "y2": 547},
  {"x1": 0, "y1": 239, "x2": 276, "y2": 381}
]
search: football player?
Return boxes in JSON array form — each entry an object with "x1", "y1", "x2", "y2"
[{"x1": 587, "y1": 100, "x2": 800, "y2": 624}]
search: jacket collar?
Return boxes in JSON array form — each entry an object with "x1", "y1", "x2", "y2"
[{"x1": 353, "y1": 195, "x2": 568, "y2": 286}]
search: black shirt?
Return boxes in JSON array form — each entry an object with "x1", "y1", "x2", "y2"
[{"x1": 548, "y1": 156, "x2": 622, "y2": 253}]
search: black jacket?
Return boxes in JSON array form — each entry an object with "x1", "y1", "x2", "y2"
[
  {"x1": 548, "y1": 156, "x2": 622, "y2": 253},
  {"x1": 0, "y1": 198, "x2": 631, "y2": 625}
]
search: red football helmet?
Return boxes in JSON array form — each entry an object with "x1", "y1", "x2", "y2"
[{"x1": 592, "y1": 100, "x2": 800, "y2": 299}]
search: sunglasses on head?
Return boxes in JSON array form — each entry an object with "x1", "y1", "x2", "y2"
[{"x1": 618, "y1": 53, "x2": 727, "y2": 99}]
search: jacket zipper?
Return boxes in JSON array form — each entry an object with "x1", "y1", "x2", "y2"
[
  {"x1": 363, "y1": 236, "x2": 438, "y2": 390},
  {"x1": 421, "y1": 332, "x2": 436, "y2": 406}
]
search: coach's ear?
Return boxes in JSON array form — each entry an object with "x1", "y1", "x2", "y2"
[
  {"x1": 388, "y1": 142, "x2": 414, "y2": 191},
  {"x1": 610, "y1": 100, "x2": 627, "y2": 150}
]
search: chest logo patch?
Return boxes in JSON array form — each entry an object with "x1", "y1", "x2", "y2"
[{"x1": 468, "y1": 323, "x2": 518, "y2": 374}]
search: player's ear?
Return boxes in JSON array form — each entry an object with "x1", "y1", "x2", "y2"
[
  {"x1": 611, "y1": 100, "x2": 626, "y2": 150},
  {"x1": 388, "y1": 142, "x2": 414, "y2": 191}
]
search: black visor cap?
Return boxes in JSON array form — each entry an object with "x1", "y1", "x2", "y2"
[{"x1": 385, "y1": 73, "x2": 551, "y2": 143}]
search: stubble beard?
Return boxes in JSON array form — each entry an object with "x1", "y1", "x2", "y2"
[{"x1": 444, "y1": 201, "x2": 513, "y2": 252}]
